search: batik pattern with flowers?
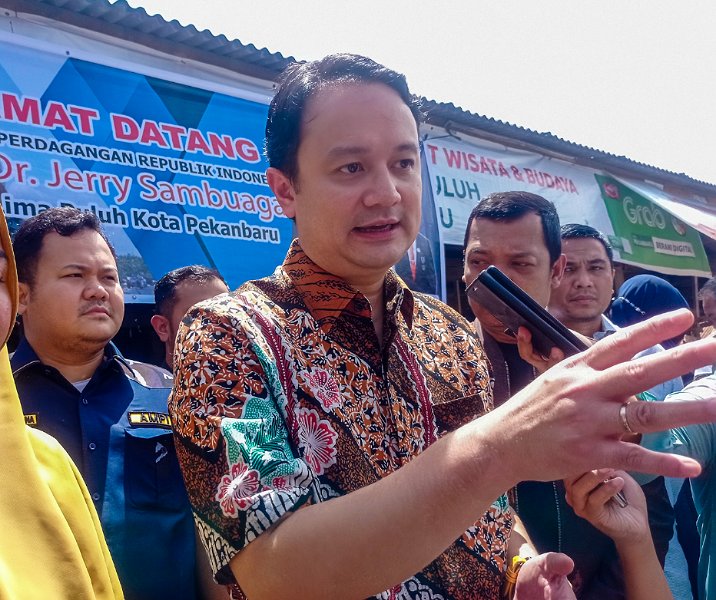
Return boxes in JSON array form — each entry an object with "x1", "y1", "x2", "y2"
[
  {"x1": 170, "y1": 240, "x2": 511, "y2": 600},
  {"x1": 215, "y1": 462, "x2": 260, "y2": 516}
]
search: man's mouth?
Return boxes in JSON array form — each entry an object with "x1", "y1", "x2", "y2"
[
  {"x1": 354, "y1": 222, "x2": 398, "y2": 233},
  {"x1": 83, "y1": 306, "x2": 110, "y2": 316}
]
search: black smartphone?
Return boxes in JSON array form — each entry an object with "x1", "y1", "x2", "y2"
[{"x1": 465, "y1": 265, "x2": 589, "y2": 358}]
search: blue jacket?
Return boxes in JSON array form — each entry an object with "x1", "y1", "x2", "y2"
[{"x1": 12, "y1": 339, "x2": 197, "y2": 600}]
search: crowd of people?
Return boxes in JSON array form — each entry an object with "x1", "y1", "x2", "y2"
[{"x1": 3, "y1": 53, "x2": 716, "y2": 600}]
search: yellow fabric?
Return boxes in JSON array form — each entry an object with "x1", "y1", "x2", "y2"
[
  {"x1": 0, "y1": 209, "x2": 123, "y2": 599},
  {"x1": 0, "y1": 209, "x2": 17, "y2": 346}
]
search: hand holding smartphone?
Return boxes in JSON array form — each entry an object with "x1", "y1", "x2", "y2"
[
  {"x1": 466, "y1": 266, "x2": 627, "y2": 508},
  {"x1": 465, "y1": 265, "x2": 588, "y2": 358}
]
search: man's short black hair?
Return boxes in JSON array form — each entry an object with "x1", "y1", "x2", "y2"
[
  {"x1": 265, "y1": 53, "x2": 422, "y2": 183},
  {"x1": 560, "y1": 223, "x2": 614, "y2": 266},
  {"x1": 154, "y1": 265, "x2": 226, "y2": 317},
  {"x1": 699, "y1": 276, "x2": 716, "y2": 301},
  {"x1": 463, "y1": 191, "x2": 562, "y2": 265},
  {"x1": 13, "y1": 207, "x2": 116, "y2": 287}
]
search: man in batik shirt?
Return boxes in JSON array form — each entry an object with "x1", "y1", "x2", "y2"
[{"x1": 170, "y1": 53, "x2": 716, "y2": 600}]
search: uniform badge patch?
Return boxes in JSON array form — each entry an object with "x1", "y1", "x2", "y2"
[{"x1": 128, "y1": 411, "x2": 172, "y2": 429}]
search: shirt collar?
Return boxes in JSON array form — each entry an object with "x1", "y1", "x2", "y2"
[
  {"x1": 9, "y1": 337, "x2": 38, "y2": 371},
  {"x1": 11, "y1": 337, "x2": 127, "y2": 376},
  {"x1": 281, "y1": 239, "x2": 415, "y2": 335},
  {"x1": 593, "y1": 314, "x2": 618, "y2": 341}
]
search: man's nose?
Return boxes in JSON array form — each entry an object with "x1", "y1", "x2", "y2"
[
  {"x1": 84, "y1": 278, "x2": 110, "y2": 299},
  {"x1": 574, "y1": 269, "x2": 593, "y2": 287},
  {"x1": 362, "y1": 168, "x2": 401, "y2": 207}
]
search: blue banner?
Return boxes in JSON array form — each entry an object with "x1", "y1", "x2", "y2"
[{"x1": 0, "y1": 41, "x2": 292, "y2": 301}]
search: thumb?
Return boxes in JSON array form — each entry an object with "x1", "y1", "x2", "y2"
[{"x1": 538, "y1": 552, "x2": 574, "y2": 578}]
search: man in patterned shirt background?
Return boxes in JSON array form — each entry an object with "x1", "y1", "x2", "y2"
[{"x1": 169, "y1": 53, "x2": 716, "y2": 600}]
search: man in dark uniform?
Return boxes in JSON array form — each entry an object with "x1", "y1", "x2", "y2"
[{"x1": 11, "y1": 207, "x2": 223, "y2": 600}]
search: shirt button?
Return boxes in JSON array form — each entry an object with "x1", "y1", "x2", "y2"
[
  {"x1": 88, "y1": 442, "x2": 97, "y2": 450},
  {"x1": 91, "y1": 492, "x2": 100, "y2": 502},
  {"x1": 81, "y1": 398, "x2": 89, "y2": 405}
]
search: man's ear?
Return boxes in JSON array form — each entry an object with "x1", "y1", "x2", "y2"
[
  {"x1": 267, "y1": 167, "x2": 298, "y2": 219},
  {"x1": 150, "y1": 314, "x2": 171, "y2": 343},
  {"x1": 17, "y1": 282, "x2": 30, "y2": 316},
  {"x1": 609, "y1": 267, "x2": 616, "y2": 299},
  {"x1": 550, "y1": 254, "x2": 567, "y2": 289}
]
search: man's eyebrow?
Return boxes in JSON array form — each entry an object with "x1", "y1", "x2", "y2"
[
  {"x1": 395, "y1": 142, "x2": 420, "y2": 153},
  {"x1": 325, "y1": 145, "x2": 369, "y2": 159},
  {"x1": 504, "y1": 251, "x2": 538, "y2": 260},
  {"x1": 60, "y1": 263, "x2": 118, "y2": 273},
  {"x1": 60, "y1": 263, "x2": 86, "y2": 270},
  {"x1": 326, "y1": 142, "x2": 419, "y2": 160}
]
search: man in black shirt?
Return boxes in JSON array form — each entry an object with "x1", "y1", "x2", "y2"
[{"x1": 463, "y1": 192, "x2": 672, "y2": 599}]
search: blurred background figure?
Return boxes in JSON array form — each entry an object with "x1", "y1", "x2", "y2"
[
  {"x1": 610, "y1": 273, "x2": 700, "y2": 600},
  {"x1": 549, "y1": 228, "x2": 694, "y2": 599},
  {"x1": 698, "y1": 277, "x2": 716, "y2": 331},
  {"x1": 150, "y1": 265, "x2": 229, "y2": 371},
  {"x1": 611, "y1": 274, "x2": 691, "y2": 350},
  {"x1": 547, "y1": 223, "x2": 616, "y2": 341},
  {"x1": 696, "y1": 278, "x2": 716, "y2": 358},
  {"x1": 394, "y1": 231, "x2": 438, "y2": 295}
]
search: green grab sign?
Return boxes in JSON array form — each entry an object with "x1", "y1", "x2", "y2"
[{"x1": 595, "y1": 174, "x2": 710, "y2": 276}]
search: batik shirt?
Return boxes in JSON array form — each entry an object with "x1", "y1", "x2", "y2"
[{"x1": 170, "y1": 240, "x2": 512, "y2": 600}]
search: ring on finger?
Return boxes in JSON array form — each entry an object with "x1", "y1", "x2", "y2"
[{"x1": 619, "y1": 401, "x2": 635, "y2": 434}]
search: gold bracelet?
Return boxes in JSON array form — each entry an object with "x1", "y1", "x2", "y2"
[{"x1": 502, "y1": 555, "x2": 530, "y2": 599}]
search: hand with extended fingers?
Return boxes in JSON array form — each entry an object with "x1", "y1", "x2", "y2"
[{"x1": 482, "y1": 308, "x2": 716, "y2": 486}]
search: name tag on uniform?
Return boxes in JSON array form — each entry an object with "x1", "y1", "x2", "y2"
[
  {"x1": 24, "y1": 413, "x2": 38, "y2": 426},
  {"x1": 128, "y1": 411, "x2": 172, "y2": 429}
]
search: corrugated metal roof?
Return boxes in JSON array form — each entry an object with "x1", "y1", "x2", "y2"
[
  {"x1": 3, "y1": 0, "x2": 296, "y2": 80},
  {"x1": 422, "y1": 99, "x2": 716, "y2": 193},
  {"x1": 4, "y1": 0, "x2": 716, "y2": 194}
]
